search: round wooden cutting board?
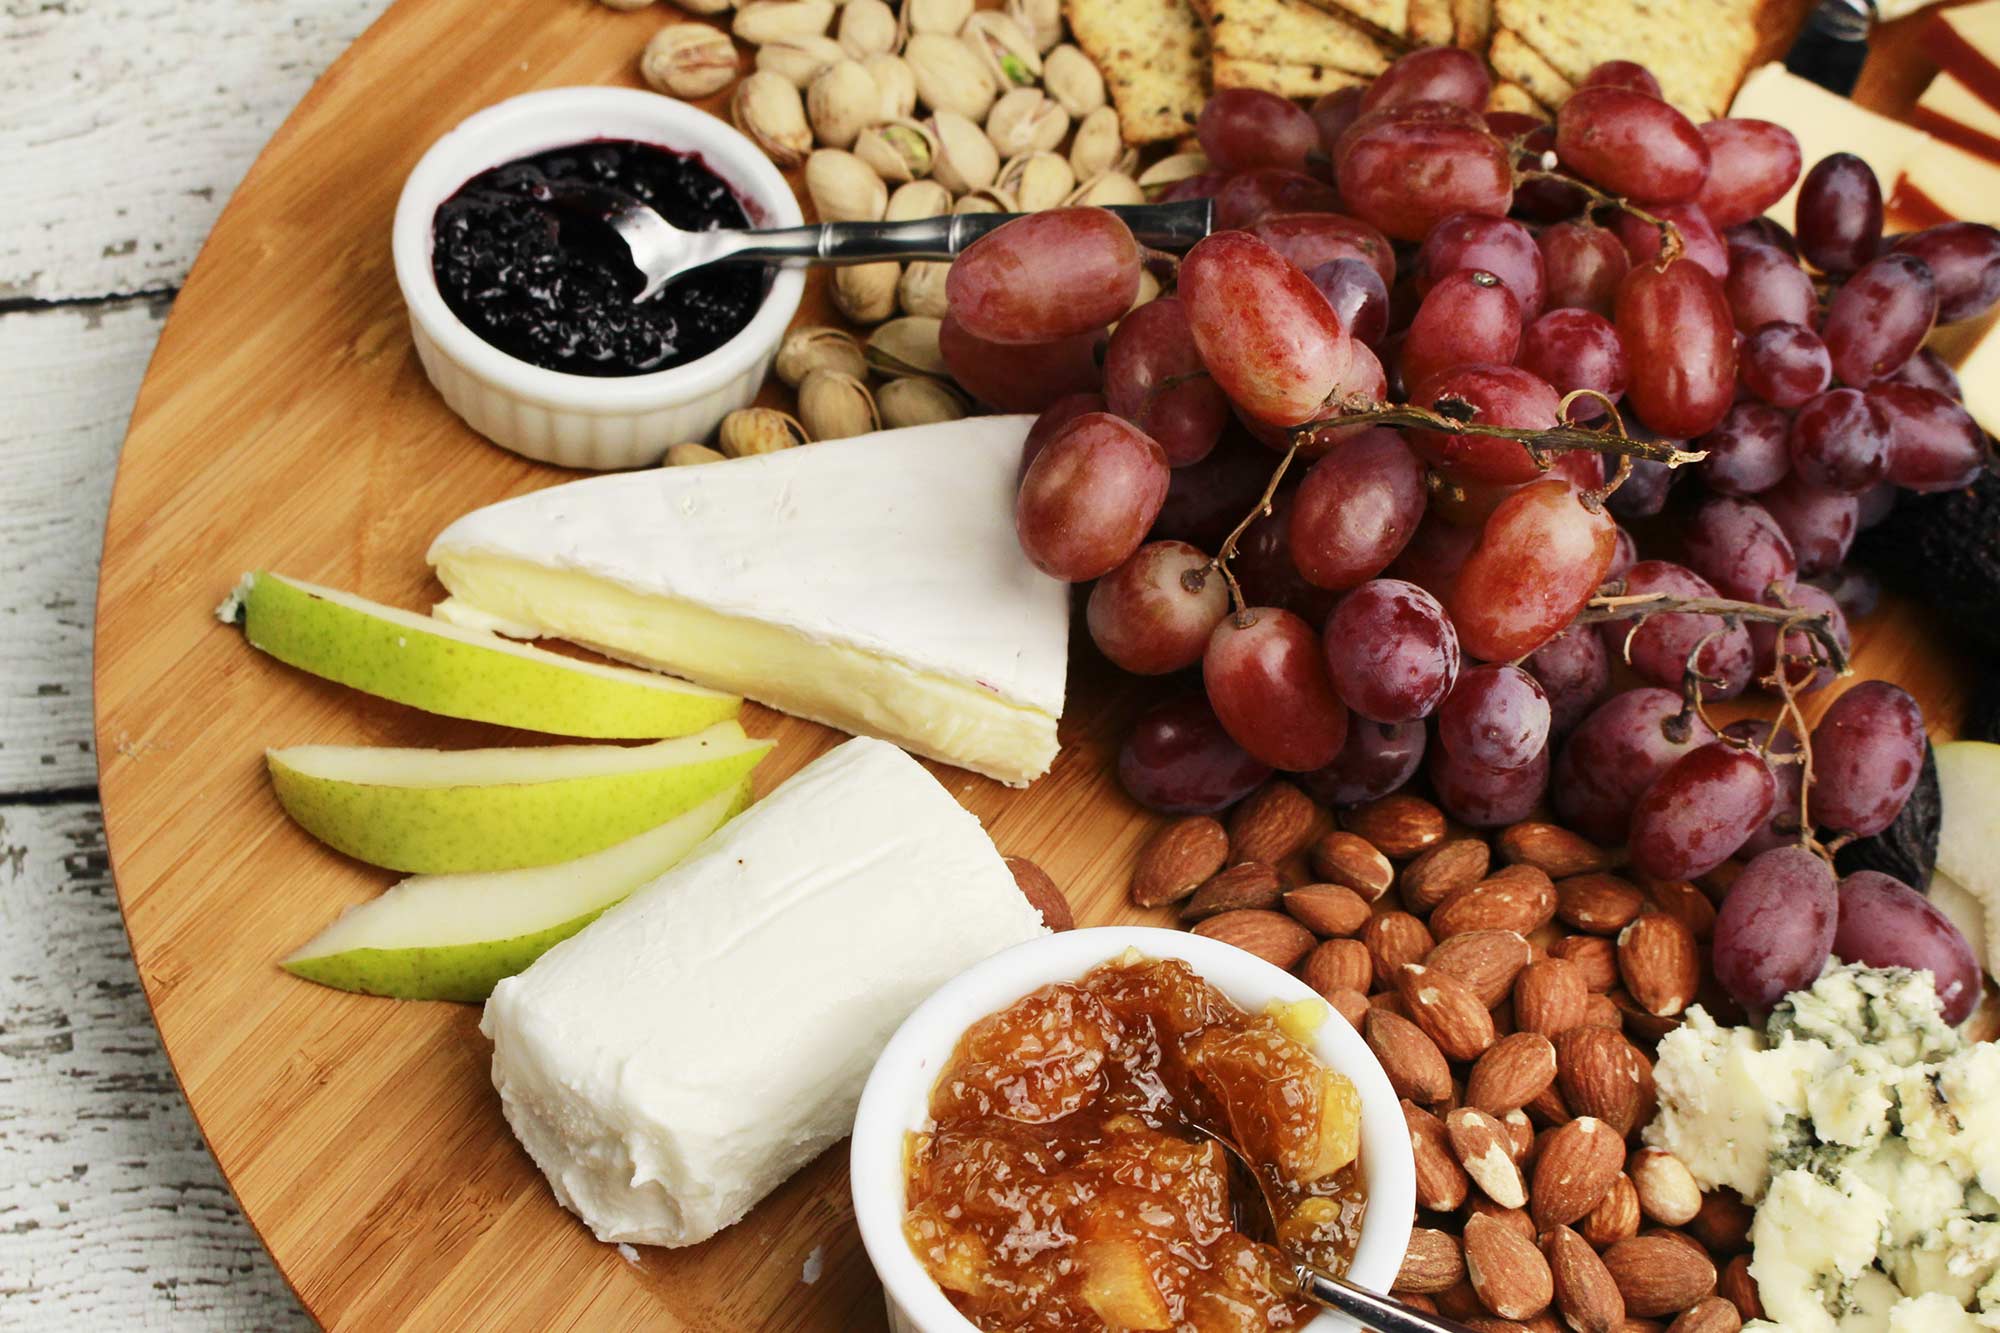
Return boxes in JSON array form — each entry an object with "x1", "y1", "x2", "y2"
[{"x1": 94, "y1": 2, "x2": 1972, "y2": 1328}]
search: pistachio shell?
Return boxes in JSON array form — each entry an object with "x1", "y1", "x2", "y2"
[
  {"x1": 862, "y1": 52, "x2": 917, "y2": 120},
  {"x1": 731, "y1": 72, "x2": 813, "y2": 166},
  {"x1": 986, "y1": 87, "x2": 1067, "y2": 158},
  {"x1": 667, "y1": 0, "x2": 734, "y2": 15},
  {"x1": 928, "y1": 110, "x2": 999, "y2": 194},
  {"x1": 1067, "y1": 170, "x2": 1143, "y2": 207},
  {"x1": 664, "y1": 443, "x2": 728, "y2": 467},
  {"x1": 1068, "y1": 105, "x2": 1123, "y2": 180},
  {"x1": 832, "y1": 261, "x2": 901, "y2": 324},
  {"x1": 1042, "y1": 43, "x2": 1107, "y2": 119},
  {"x1": 796, "y1": 369, "x2": 881, "y2": 441},
  {"x1": 885, "y1": 178, "x2": 953, "y2": 221},
  {"x1": 997, "y1": 150, "x2": 1075, "y2": 212},
  {"x1": 641, "y1": 24, "x2": 740, "y2": 99},
  {"x1": 776, "y1": 325, "x2": 867, "y2": 387},
  {"x1": 805, "y1": 147, "x2": 888, "y2": 221},
  {"x1": 853, "y1": 120, "x2": 936, "y2": 183},
  {"x1": 897, "y1": 261, "x2": 952, "y2": 317},
  {"x1": 836, "y1": 0, "x2": 898, "y2": 58},
  {"x1": 806, "y1": 59, "x2": 878, "y2": 148},
  {"x1": 904, "y1": 32, "x2": 996, "y2": 120},
  {"x1": 597, "y1": 0, "x2": 656, "y2": 10},
  {"x1": 878, "y1": 376, "x2": 969, "y2": 428},
  {"x1": 866, "y1": 316, "x2": 947, "y2": 378},
  {"x1": 1129, "y1": 267, "x2": 1162, "y2": 314},
  {"x1": 1137, "y1": 151, "x2": 1213, "y2": 191},
  {"x1": 903, "y1": 0, "x2": 973, "y2": 36},
  {"x1": 952, "y1": 191, "x2": 1006, "y2": 215},
  {"x1": 961, "y1": 12, "x2": 1043, "y2": 89},
  {"x1": 1005, "y1": 0, "x2": 1063, "y2": 53},
  {"x1": 753, "y1": 34, "x2": 845, "y2": 86},
  {"x1": 718, "y1": 407, "x2": 807, "y2": 457},
  {"x1": 731, "y1": 0, "x2": 833, "y2": 44}
]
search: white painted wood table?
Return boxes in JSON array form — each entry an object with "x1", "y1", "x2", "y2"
[{"x1": 1, "y1": 2, "x2": 409, "y2": 1324}]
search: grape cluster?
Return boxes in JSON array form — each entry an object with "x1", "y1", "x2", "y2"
[{"x1": 941, "y1": 47, "x2": 1998, "y2": 1010}]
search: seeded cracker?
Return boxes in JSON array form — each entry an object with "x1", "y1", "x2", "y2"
[
  {"x1": 1208, "y1": 0, "x2": 1391, "y2": 76},
  {"x1": 1489, "y1": 27, "x2": 1575, "y2": 112},
  {"x1": 1213, "y1": 55, "x2": 1372, "y2": 98},
  {"x1": 1408, "y1": 0, "x2": 1452, "y2": 46},
  {"x1": 1491, "y1": 0, "x2": 1762, "y2": 119},
  {"x1": 1066, "y1": 0, "x2": 1211, "y2": 144},
  {"x1": 1294, "y1": 0, "x2": 1408, "y2": 42},
  {"x1": 1451, "y1": 0, "x2": 1493, "y2": 49},
  {"x1": 1485, "y1": 78, "x2": 1546, "y2": 117}
]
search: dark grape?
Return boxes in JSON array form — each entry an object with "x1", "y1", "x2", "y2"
[
  {"x1": 1438, "y1": 663, "x2": 1551, "y2": 771},
  {"x1": 1419, "y1": 213, "x2": 1546, "y2": 318},
  {"x1": 1873, "y1": 381, "x2": 1987, "y2": 493},
  {"x1": 1694, "y1": 118, "x2": 1802, "y2": 227},
  {"x1": 1158, "y1": 170, "x2": 1230, "y2": 204},
  {"x1": 1429, "y1": 741, "x2": 1550, "y2": 828},
  {"x1": 1021, "y1": 392, "x2": 1105, "y2": 479},
  {"x1": 1250, "y1": 212, "x2": 1397, "y2": 286},
  {"x1": 1525, "y1": 624, "x2": 1611, "y2": 738},
  {"x1": 1181, "y1": 231, "x2": 1355, "y2": 428},
  {"x1": 1235, "y1": 492, "x2": 1342, "y2": 627},
  {"x1": 1601, "y1": 560, "x2": 1754, "y2": 700},
  {"x1": 1711, "y1": 846, "x2": 1836, "y2": 1010},
  {"x1": 1289, "y1": 429, "x2": 1427, "y2": 589},
  {"x1": 1724, "y1": 242, "x2": 1818, "y2": 332},
  {"x1": 1795, "y1": 152, "x2": 1882, "y2": 275},
  {"x1": 1305, "y1": 258, "x2": 1391, "y2": 348},
  {"x1": 1683, "y1": 494, "x2": 1797, "y2": 601},
  {"x1": 941, "y1": 315, "x2": 1105, "y2": 413},
  {"x1": 1617, "y1": 258, "x2": 1737, "y2": 439},
  {"x1": 1102, "y1": 297, "x2": 1229, "y2": 466},
  {"x1": 1298, "y1": 718, "x2": 1427, "y2": 806},
  {"x1": 1538, "y1": 219, "x2": 1630, "y2": 317},
  {"x1": 1758, "y1": 473, "x2": 1859, "y2": 576},
  {"x1": 1834, "y1": 871, "x2": 1981, "y2": 1025},
  {"x1": 1509, "y1": 123, "x2": 1589, "y2": 223},
  {"x1": 1615, "y1": 202, "x2": 1728, "y2": 282},
  {"x1": 1854, "y1": 483, "x2": 1897, "y2": 533},
  {"x1": 1822, "y1": 252, "x2": 1938, "y2": 387},
  {"x1": 1086, "y1": 541, "x2": 1228, "y2": 674},
  {"x1": 1697, "y1": 401, "x2": 1792, "y2": 495},
  {"x1": 1213, "y1": 169, "x2": 1344, "y2": 230},
  {"x1": 1405, "y1": 363, "x2": 1558, "y2": 485},
  {"x1": 1727, "y1": 216, "x2": 1801, "y2": 259},
  {"x1": 1553, "y1": 687, "x2": 1716, "y2": 845},
  {"x1": 1577, "y1": 59, "x2": 1662, "y2": 98},
  {"x1": 1015, "y1": 412, "x2": 1170, "y2": 581},
  {"x1": 1628, "y1": 741, "x2": 1777, "y2": 879},
  {"x1": 1809, "y1": 680, "x2": 1926, "y2": 838},
  {"x1": 1401, "y1": 270, "x2": 1524, "y2": 388},
  {"x1": 1738, "y1": 321, "x2": 1830, "y2": 408},
  {"x1": 1724, "y1": 720, "x2": 1805, "y2": 858},
  {"x1": 1204, "y1": 607, "x2": 1350, "y2": 771},
  {"x1": 1320, "y1": 578, "x2": 1460, "y2": 723},
  {"x1": 1197, "y1": 87, "x2": 1320, "y2": 173},
  {"x1": 1361, "y1": 45, "x2": 1492, "y2": 112},
  {"x1": 1555, "y1": 86, "x2": 1710, "y2": 204},
  {"x1": 1606, "y1": 525, "x2": 1638, "y2": 580},
  {"x1": 946, "y1": 208, "x2": 1139, "y2": 343},
  {"x1": 1335, "y1": 103, "x2": 1514, "y2": 242},
  {"x1": 1607, "y1": 456, "x2": 1676, "y2": 519},
  {"x1": 1119, "y1": 692, "x2": 1273, "y2": 814},
  {"x1": 1787, "y1": 387, "x2": 1892, "y2": 495},
  {"x1": 1813, "y1": 562, "x2": 1881, "y2": 620},
  {"x1": 1310, "y1": 86, "x2": 1368, "y2": 161},
  {"x1": 1892, "y1": 221, "x2": 2000, "y2": 322},
  {"x1": 1386, "y1": 512, "x2": 1478, "y2": 603},
  {"x1": 1449, "y1": 478, "x2": 1617, "y2": 661},
  {"x1": 1518, "y1": 309, "x2": 1627, "y2": 422},
  {"x1": 1746, "y1": 581, "x2": 1848, "y2": 693},
  {"x1": 1151, "y1": 430, "x2": 1272, "y2": 547},
  {"x1": 1885, "y1": 346, "x2": 1962, "y2": 400}
]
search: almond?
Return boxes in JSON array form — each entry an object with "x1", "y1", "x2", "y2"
[
  {"x1": 1435, "y1": 1279, "x2": 1486, "y2": 1321},
  {"x1": 1131, "y1": 816, "x2": 1227, "y2": 907},
  {"x1": 1550, "y1": 935, "x2": 1620, "y2": 991},
  {"x1": 1641, "y1": 875, "x2": 1718, "y2": 942},
  {"x1": 1395, "y1": 1228, "x2": 1466, "y2": 1294},
  {"x1": 1301, "y1": 938, "x2": 1373, "y2": 997},
  {"x1": 1181, "y1": 861, "x2": 1283, "y2": 921},
  {"x1": 1556, "y1": 873, "x2": 1647, "y2": 934},
  {"x1": 1366, "y1": 1008, "x2": 1452, "y2": 1105},
  {"x1": 1284, "y1": 882, "x2": 1371, "y2": 937},
  {"x1": 1466, "y1": 1032, "x2": 1558, "y2": 1116},
  {"x1": 1309, "y1": 830, "x2": 1394, "y2": 900},
  {"x1": 1686, "y1": 1191, "x2": 1754, "y2": 1257},
  {"x1": 1544, "y1": 1224, "x2": 1626, "y2": 1333},
  {"x1": 1555, "y1": 1027, "x2": 1655, "y2": 1137},
  {"x1": 1432, "y1": 866, "x2": 1557, "y2": 939},
  {"x1": 1524, "y1": 1079, "x2": 1572, "y2": 1127},
  {"x1": 1402, "y1": 837, "x2": 1492, "y2": 912},
  {"x1": 1406, "y1": 1100, "x2": 1470, "y2": 1212},
  {"x1": 1668, "y1": 1296, "x2": 1742, "y2": 1333},
  {"x1": 1515, "y1": 958, "x2": 1589, "y2": 1037},
  {"x1": 1190, "y1": 909, "x2": 1314, "y2": 970},
  {"x1": 1398, "y1": 963, "x2": 1498, "y2": 1061},
  {"x1": 1342, "y1": 792, "x2": 1447, "y2": 859},
  {"x1": 1608, "y1": 988, "x2": 1681, "y2": 1042},
  {"x1": 1502, "y1": 1108, "x2": 1535, "y2": 1161},
  {"x1": 1467, "y1": 1195, "x2": 1538, "y2": 1242},
  {"x1": 1602, "y1": 1236, "x2": 1715, "y2": 1317},
  {"x1": 1463, "y1": 1213, "x2": 1554, "y2": 1321},
  {"x1": 1006, "y1": 856, "x2": 1073, "y2": 931},
  {"x1": 1229, "y1": 780, "x2": 1317, "y2": 865},
  {"x1": 1325, "y1": 986, "x2": 1369, "y2": 1029},
  {"x1": 1579, "y1": 1172, "x2": 1640, "y2": 1249},
  {"x1": 1617, "y1": 914, "x2": 1699, "y2": 1018},
  {"x1": 1363, "y1": 910, "x2": 1436, "y2": 980},
  {"x1": 1585, "y1": 992, "x2": 1630, "y2": 1031},
  {"x1": 1427, "y1": 929, "x2": 1533, "y2": 1007},
  {"x1": 1370, "y1": 989, "x2": 1409, "y2": 1018},
  {"x1": 1531, "y1": 1116, "x2": 1625, "y2": 1229},
  {"x1": 1448, "y1": 1107, "x2": 1527, "y2": 1209},
  {"x1": 1499, "y1": 821, "x2": 1613, "y2": 878},
  {"x1": 1717, "y1": 1254, "x2": 1761, "y2": 1320}
]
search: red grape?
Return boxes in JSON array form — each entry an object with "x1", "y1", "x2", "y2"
[
  {"x1": 1553, "y1": 686, "x2": 1716, "y2": 845},
  {"x1": 1725, "y1": 719, "x2": 1804, "y2": 858},
  {"x1": 1724, "y1": 242, "x2": 1817, "y2": 331},
  {"x1": 1021, "y1": 392, "x2": 1105, "y2": 478},
  {"x1": 1449, "y1": 478, "x2": 1617, "y2": 661},
  {"x1": 1198, "y1": 88, "x2": 1319, "y2": 173},
  {"x1": 1758, "y1": 473, "x2": 1858, "y2": 577},
  {"x1": 1518, "y1": 309, "x2": 1627, "y2": 422},
  {"x1": 1401, "y1": 270, "x2": 1525, "y2": 388},
  {"x1": 1873, "y1": 382, "x2": 1986, "y2": 492},
  {"x1": 1509, "y1": 123, "x2": 1589, "y2": 223},
  {"x1": 1204, "y1": 607, "x2": 1350, "y2": 771},
  {"x1": 1697, "y1": 401, "x2": 1792, "y2": 495},
  {"x1": 1335, "y1": 104, "x2": 1513, "y2": 242},
  {"x1": 1683, "y1": 494, "x2": 1797, "y2": 601},
  {"x1": 1601, "y1": 560, "x2": 1754, "y2": 700},
  {"x1": 1438, "y1": 663, "x2": 1550, "y2": 771},
  {"x1": 1538, "y1": 220, "x2": 1630, "y2": 317},
  {"x1": 1694, "y1": 119, "x2": 1802, "y2": 227},
  {"x1": 1555, "y1": 87, "x2": 1710, "y2": 204},
  {"x1": 1181, "y1": 231, "x2": 1354, "y2": 428},
  {"x1": 1429, "y1": 740, "x2": 1550, "y2": 828},
  {"x1": 1711, "y1": 846, "x2": 1836, "y2": 1010},
  {"x1": 946, "y1": 208, "x2": 1139, "y2": 343},
  {"x1": 1015, "y1": 412, "x2": 1170, "y2": 581},
  {"x1": 941, "y1": 315, "x2": 1105, "y2": 413},
  {"x1": 1103, "y1": 297, "x2": 1229, "y2": 466},
  {"x1": 1249, "y1": 213, "x2": 1397, "y2": 287},
  {"x1": 1822, "y1": 252, "x2": 1938, "y2": 387},
  {"x1": 1525, "y1": 624, "x2": 1611, "y2": 737},
  {"x1": 1362, "y1": 46, "x2": 1492, "y2": 113},
  {"x1": 1298, "y1": 718, "x2": 1426, "y2": 806},
  {"x1": 1892, "y1": 221, "x2": 2000, "y2": 323},
  {"x1": 1747, "y1": 581, "x2": 1848, "y2": 693},
  {"x1": 1310, "y1": 86, "x2": 1367, "y2": 161},
  {"x1": 1289, "y1": 429, "x2": 1426, "y2": 589},
  {"x1": 1727, "y1": 216, "x2": 1801, "y2": 259},
  {"x1": 1808, "y1": 680, "x2": 1925, "y2": 838},
  {"x1": 1419, "y1": 213, "x2": 1545, "y2": 318},
  {"x1": 1628, "y1": 740, "x2": 1777, "y2": 879},
  {"x1": 1616, "y1": 202, "x2": 1728, "y2": 283},
  {"x1": 1406, "y1": 363, "x2": 1559, "y2": 485},
  {"x1": 1578, "y1": 59, "x2": 1662, "y2": 98},
  {"x1": 1738, "y1": 321, "x2": 1830, "y2": 408},
  {"x1": 1319, "y1": 578, "x2": 1460, "y2": 723},
  {"x1": 1305, "y1": 258, "x2": 1391, "y2": 347},
  {"x1": 1119, "y1": 692, "x2": 1272, "y2": 814},
  {"x1": 1150, "y1": 430, "x2": 1272, "y2": 547},
  {"x1": 1886, "y1": 346, "x2": 1962, "y2": 399},
  {"x1": 1213, "y1": 169, "x2": 1343, "y2": 229},
  {"x1": 1834, "y1": 871, "x2": 1980, "y2": 1025},
  {"x1": 1386, "y1": 512, "x2": 1478, "y2": 603},
  {"x1": 1158, "y1": 170, "x2": 1230, "y2": 204},
  {"x1": 1087, "y1": 540, "x2": 1228, "y2": 674},
  {"x1": 1234, "y1": 492, "x2": 1341, "y2": 627},
  {"x1": 1607, "y1": 454, "x2": 1676, "y2": 519},
  {"x1": 1795, "y1": 152, "x2": 1881, "y2": 275},
  {"x1": 1616, "y1": 258, "x2": 1737, "y2": 439},
  {"x1": 1787, "y1": 387, "x2": 1892, "y2": 495}
]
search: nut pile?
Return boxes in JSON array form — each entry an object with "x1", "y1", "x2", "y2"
[{"x1": 1131, "y1": 784, "x2": 1764, "y2": 1331}]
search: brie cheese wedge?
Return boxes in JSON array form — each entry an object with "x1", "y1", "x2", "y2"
[
  {"x1": 480, "y1": 737, "x2": 1047, "y2": 1248},
  {"x1": 427, "y1": 417, "x2": 1069, "y2": 786}
]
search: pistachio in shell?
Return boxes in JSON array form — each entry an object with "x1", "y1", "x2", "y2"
[
  {"x1": 863, "y1": 52, "x2": 917, "y2": 121},
  {"x1": 805, "y1": 147, "x2": 888, "y2": 222},
  {"x1": 955, "y1": 184, "x2": 1019, "y2": 214},
  {"x1": 1137, "y1": 151, "x2": 1213, "y2": 194},
  {"x1": 664, "y1": 443, "x2": 728, "y2": 467},
  {"x1": 718, "y1": 407, "x2": 808, "y2": 456},
  {"x1": 961, "y1": 11, "x2": 1043, "y2": 89},
  {"x1": 898, "y1": 261, "x2": 951, "y2": 318},
  {"x1": 878, "y1": 376, "x2": 970, "y2": 429},
  {"x1": 903, "y1": 32, "x2": 996, "y2": 121},
  {"x1": 754, "y1": 34, "x2": 845, "y2": 87},
  {"x1": 641, "y1": 24, "x2": 740, "y2": 100},
  {"x1": 986, "y1": 87, "x2": 1067, "y2": 158},
  {"x1": 806, "y1": 59, "x2": 879, "y2": 148},
  {"x1": 776, "y1": 325, "x2": 867, "y2": 387},
  {"x1": 836, "y1": 0, "x2": 898, "y2": 59},
  {"x1": 1005, "y1": 0, "x2": 1063, "y2": 52},
  {"x1": 1067, "y1": 169, "x2": 1144, "y2": 207},
  {"x1": 731, "y1": 0, "x2": 833, "y2": 45},
  {"x1": 597, "y1": 0, "x2": 656, "y2": 9},
  {"x1": 866, "y1": 316, "x2": 947, "y2": 378},
  {"x1": 885, "y1": 178, "x2": 953, "y2": 221},
  {"x1": 833, "y1": 261, "x2": 902, "y2": 324},
  {"x1": 797, "y1": 369, "x2": 881, "y2": 441},
  {"x1": 854, "y1": 120, "x2": 935, "y2": 184},
  {"x1": 903, "y1": 0, "x2": 974, "y2": 37},
  {"x1": 997, "y1": 150, "x2": 1075, "y2": 212},
  {"x1": 666, "y1": 0, "x2": 734, "y2": 16},
  {"x1": 1068, "y1": 105, "x2": 1124, "y2": 180},
  {"x1": 1042, "y1": 43, "x2": 1107, "y2": 119},
  {"x1": 731, "y1": 71, "x2": 813, "y2": 167},
  {"x1": 928, "y1": 110, "x2": 999, "y2": 194}
]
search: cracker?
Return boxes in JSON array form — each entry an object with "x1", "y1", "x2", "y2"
[
  {"x1": 1484, "y1": 78, "x2": 1547, "y2": 117},
  {"x1": 1213, "y1": 53, "x2": 1372, "y2": 97},
  {"x1": 1489, "y1": 26, "x2": 1575, "y2": 111},
  {"x1": 1291, "y1": 0, "x2": 1410, "y2": 43},
  {"x1": 1492, "y1": 0, "x2": 1761, "y2": 119},
  {"x1": 1208, "y1": 0, "x2": 1391, "y2": 75},
  {"x1": 1408, "y1": 0, "x2": 1453, "y2": 46},
  {"x1": 1066, "y1": 0, "x2": 1212, "y2": 144},
  {"x1": 1450, "y1": 0, "x2": 1493, "y2": 49}
]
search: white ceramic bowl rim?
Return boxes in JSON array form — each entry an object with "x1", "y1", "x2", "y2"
[
  {"x1": 391, "y1": 86, "x2": 806, "y2": 413},
  {"x1": 851, "y1": 926, "x2": 1417, "y2": 1333}
]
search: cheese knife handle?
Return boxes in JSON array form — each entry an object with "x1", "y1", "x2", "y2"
[{"x1": 731, "y1": 198, "x2": 1215, "y2": 267}]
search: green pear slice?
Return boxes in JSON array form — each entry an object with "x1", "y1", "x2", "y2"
[
  {"x1": 283, "y1": 780, "x2": 752, "y2": 1001},
  {"x1": 267, "y1": 721, "x2": 770, "y2": 874},
  {"x1": 221, "y1": 571, "x2": 738, "y2": 738},
  {"x1": 1934, "y1": 740, "x2": 2000, "y2": 974}
]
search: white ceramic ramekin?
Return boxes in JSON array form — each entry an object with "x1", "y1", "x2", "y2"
[
  {"x1": 391, "y1": 87, "x2": 805, "y2": 470},
  {"x1": 851, "y1": 926, "x2": 1417, "y2": 1333}
]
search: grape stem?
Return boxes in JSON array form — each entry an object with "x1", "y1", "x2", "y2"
[
  {"x1": 1512, "y1": 162, "x2": 1686, "y2": 268},
  {"x1": 1210, "y1": 438, "x2": 1303, "y2": 616},
  {"x1": 1578, "y1": 590, "x2": 1852, "y2": 677},
  {"x1": 1289, "y1": 399, "x2": 1709, "y2": 470}
]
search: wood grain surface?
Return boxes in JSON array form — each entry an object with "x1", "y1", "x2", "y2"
[{"x1": 90, "y1": 3, "x2": 1973, "y2": 1332}]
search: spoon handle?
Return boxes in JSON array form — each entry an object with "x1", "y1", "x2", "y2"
[
  {"x1": 716, "y1": 198, "x2": 1213, "y2": 267},
  {"x1": 1293, "y1": 1266, "x2": 1487, "y2": 1333}
]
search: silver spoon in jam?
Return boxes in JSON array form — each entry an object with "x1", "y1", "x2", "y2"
[
  {"x1": 1194, "y1": 1125, "x2": 1485, "y2": 1333},
  {"x1": 531, "y1": 180, "x2": 1214, "y2": 302}
]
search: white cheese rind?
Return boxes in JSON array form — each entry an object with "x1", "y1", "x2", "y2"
[{"x1": 480, "y1": 738, "x2": 1048, "y2": 1248}]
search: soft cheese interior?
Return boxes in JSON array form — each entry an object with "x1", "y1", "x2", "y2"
[
  {"x1": 426, "y1": 417, "x2": 1070, "y2": 786},
  {"x1": 480, "y1": 737, "x2": 1048, "y2": 1248}
]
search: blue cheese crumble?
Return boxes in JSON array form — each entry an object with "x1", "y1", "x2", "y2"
[{"x1": 1644, "y1": 964, "x2": 2000, "y2": 1331}]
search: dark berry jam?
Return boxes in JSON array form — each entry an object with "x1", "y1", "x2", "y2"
[{"x1": 431, "y1": 139, "x2": 765, "y2": 377}]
